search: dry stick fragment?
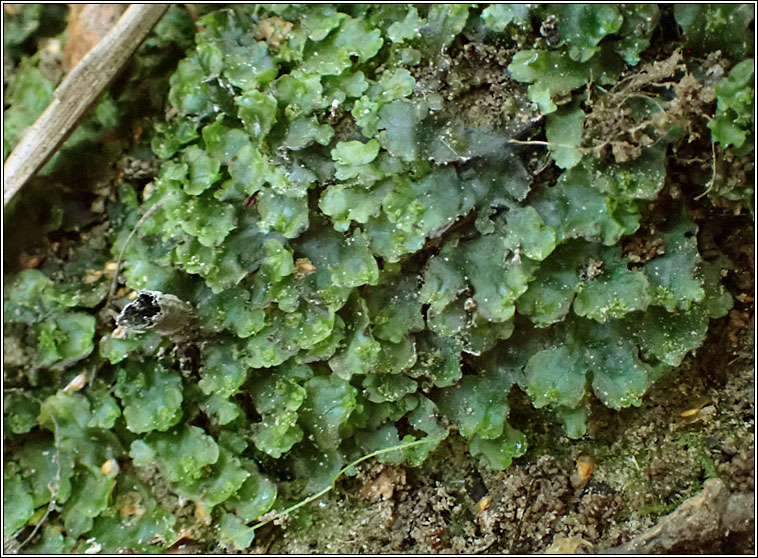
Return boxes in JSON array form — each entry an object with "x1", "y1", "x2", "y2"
[
  {"x1": 3, "y1": 4, "x2": 169, "y2": 209},
  {"x1": 602, "y1": 478, "x2": 754, "y2": 554},
  {"x1": 63, "y1": 4, "x2": 129, "y2": 70}
]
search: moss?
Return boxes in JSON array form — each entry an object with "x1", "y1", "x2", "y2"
[{"x1": 3, "y1": 4, "x2": 753, "y2": 553}]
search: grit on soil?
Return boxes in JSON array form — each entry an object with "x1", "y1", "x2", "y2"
[{"x1": 256, "y1": 218, "x2": 755, "y2": 555}]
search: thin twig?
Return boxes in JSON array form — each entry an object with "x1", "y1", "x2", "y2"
[
  {"x1": 247, "y1": 438, "x2": 434, "y2": 536},
  {"x1": 7, "y1": 390, "x2": 62, "y2": 552},
  {"x1": 106, "y1": 197, "x2": 167, "y2": 319},
  {"x1": 695, "y1": 140, "x2": 718, "y2": 200},
  {"x1": 258, "y1": 439, "x2": 430, "y2": 526}
]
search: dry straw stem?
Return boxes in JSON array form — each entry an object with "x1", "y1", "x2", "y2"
[{"x1": 3, "y1": 4, "x2": 169, "y2": 209}]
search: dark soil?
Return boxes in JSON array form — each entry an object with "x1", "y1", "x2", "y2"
[
  {"x1": 253, "y1": 219, "x2": 754, "y2": 555},
  {"x1": 256, "y1": 338, "x2": 753, "y2": 554},
  {"x1": 5, "y1": 8, "x2": 754, "y2": 555},
  {"x1": 253, "y1": 30, "x2": 757, "y2": 557}
]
